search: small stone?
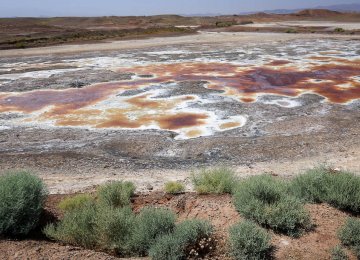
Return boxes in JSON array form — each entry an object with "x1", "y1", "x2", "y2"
[{"x1": 146, "y1": 183, "x2": 153, "y2": 190}]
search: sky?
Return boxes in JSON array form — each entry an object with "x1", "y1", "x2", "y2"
[{"x1": 0, "y1": 0, "x2": 357, "y2": 17}]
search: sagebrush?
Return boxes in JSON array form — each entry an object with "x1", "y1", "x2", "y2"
[
  {"x1": 331, "y1": 245, "x2": 349, "y2": 260},
  {"x1": 164, "y1": 181, "x2": 185, "y2": 194},
  {"x1": 233, "y1": 175, "x2": 311, "y2": 237},
  {"x1": 131, "y1": 206, "x2": 176, "y2": 255},
  {"x1": 97, "y1": 181, "x2": 135, "y2": 208},
  {"x1": 229, "y1": 220, "x2": 271, "y2": 260},
  {"x1": 192, "y1": 167, "x2": 237, "y2": 194},
  {"x1": 338, "y1": 217, "x2": 360, "y2": 258},
  {"x1": 44, "y1": 201, "x2": 98, "y2": 248},
  {"x1": 149, "y1": 219, "x2": 213, "y2": 260},
  {"x1": 290, "y1": 167, "x2": 360, "y2": 213},
  {"x1": 0, "y1": 171, "x2": 47, "y2": 236},
  {"x1": 58, "y1": 194, "x2": 94, "y2": 212}
]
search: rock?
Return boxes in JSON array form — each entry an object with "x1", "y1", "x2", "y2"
[{"x1": 146, "y1": 183, "x2": 153, "y2": 191}]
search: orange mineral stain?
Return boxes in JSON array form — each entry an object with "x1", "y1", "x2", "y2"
[
  {"x1": 186, "y1": 129, "x2": 203, "y2": 138},
  {"x1": 220, "y1": 122, "x2": 241, "y2": 130},
  {"x1": 158, "y1": 113, "x2": 208, "y2": 130},
  {"x1": 0, "y1": 57, "x2": 359, "y2": 135}
]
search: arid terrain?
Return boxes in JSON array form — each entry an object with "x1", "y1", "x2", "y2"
[{"x1": 0, "y1": 9, "x2": 359, "y2": 260}]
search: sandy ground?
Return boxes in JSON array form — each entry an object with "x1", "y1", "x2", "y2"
[
  {"x1": 1, "y1": 31, "x2": 360, "y2": 57},
  {"x1": 34, "y1": 145, "x2": 359, "y2": 194}
]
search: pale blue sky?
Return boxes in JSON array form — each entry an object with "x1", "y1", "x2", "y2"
[{"x1": 0, "y1": 0, "x2": 356, "y2": 17}]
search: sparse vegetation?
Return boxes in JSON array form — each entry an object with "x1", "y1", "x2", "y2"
[
  {"x1": 331, "y1": 245, "x2": 349, "y2": 260},
  {"x1": 58, "y1": 194, "x2": 94, "y2": 212},
  {"x1": 334, "y1": 27, "x2": 345, "y2": 33},
  {"x1": 95, "y1": 206, "x2": 136, "y2": 255},
  {"x1": 285, "y1": 28, "x2": 298, "y2": 33},
  {"x1": 338, "y1": 218, "x2": 360, "y2": 258},
  {"x1": 192, "y1": 167, "x2": 237, "y2": 194},
  {"x1": 164, "y1": 181, "x2": 185, "y2": 194},
  {"x1": 1, "y1": 26, "x2": 195, "y2": 50},
  {"x1": 215, "y1": 21, "x2": 237, "y2": 27},
  {"x1": 131, "y1": 206, "x2": 176, "y2": 255},
  {"x1": 0, "y1": 171, "x2": 47, "y2": 236},
  {"x1": 97, "y1": 181, "x2": 135, "y2": 208},
  {"x1": 44, "y1": 200, "x2": 98, "y2": 248},
  {"x1": 290, "y1": 167, "x2": 360, "y2": 214},
  {"x1": 149, "y1": 219, "x2": 213, "y2": 260},
  {"x1": 229, "y1": 220, "x2": 271, "y2": 260},
  {"x1": 45, "y1": 202, "x2": 176, "y2": 256},
  {"x1": 233, "y1": 175, "x2": 311, "y2": 237}
]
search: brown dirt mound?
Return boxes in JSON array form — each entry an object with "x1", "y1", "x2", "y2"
[{"x1": 295, "y1": 9, "x2": 341, "y2": 17}]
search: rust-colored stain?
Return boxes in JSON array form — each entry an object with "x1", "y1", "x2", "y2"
[
  {"x1": 185, "y1": 129, "x2": 204, "y2": 138},
  {"x1": 158, "y1": 113, "x2": 208, "y2": 130},
  {"x1": 266, "y1": 60, "x2": 291, "y2": 66},
  {"x1": 117, "y1": 60, "x2": 360, "y2": 103},
  {"x1": 220, "y1": 122, "x2": 241, "y2": 129},
  {"x1": 0, "y1": 57, "x2": 359, "y2": 137}
]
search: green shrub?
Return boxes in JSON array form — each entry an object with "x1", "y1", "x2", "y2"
[
  {"x1": 338, "y1": 218, "x2": 360, "y2": 258},
  {"x1": 324, "y1": 171, "x2": 360, "y2": 213},
  {"x1": 97, "y1": 181, "x2": 135, "y2": 208},
  {"x1": 215, "y1": 21, "x2": 237, "y2": 27},
  {"x1": 229, "y1": 220, "x2": 271, "y2": 260},
  {"x1": 334, "y1": 28, "x2": 345, "y2": 33},
  {"x1": 149, "y1": 233, "x2": 183, "y2": 260},
  {"x1": 286, "y1": 28, "x2": 298, "y2": 33},
  {"x1": 0, "y1": 171, "x2": 47, "y2": 236},
  {"x1": 131, "y1": 206, "x2": 176, "y2": 255},
  {"x1": 331, "y1": 245, "x2": 349, "y2": 260},
  {"x1": 164, "y1": 181, "x2": 185, "y2": 194},
  {"x1": 58, "y1": 194, "x2": 94, "y2": 212},
  {"x1": 233, "y1": 175, "x2": 311, "y2": 237},
  {"x1": 96, "y1": 206, "x2": 136, "y2": 255},
  {"x1": 175, "y1": 219, "x2": 213, "y2": 245},
  {"x1": 44, "y1": 201, "x2": 98, "y2": 248},
  {"x1": 290, "y1": 167, "x2": 328, "y2": 203},
  {"x1": 192, "y1": 167, "x2": 237, "y2": 194},
  {"x1": 290, "y1": 167, "x2": 360, "y2": 213},
  {"x1": 149, "y1": 219, "x2": 213, "y2": 260}
]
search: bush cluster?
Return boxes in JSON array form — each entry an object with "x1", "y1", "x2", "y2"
[
  {"x1": 229, "y1": 220, "x2": 271, "y2": 260},
  {"x1": 45, "y1": 180, "x2": 214, "y2": 258},
  {"x1": 45, "y1": 204, "x2": 175, "y2": 256},
  {"x1": 58, "y1": 194, "x2": 94, "y2": 212},
  {"x1": 331, "y1": 245, "x2": 349, "y2": 260},
  {"x1": 334, "y1": 27, "x2": 345, "y2": 33},
  {"x1": 192, "y1": 167, "x2": 237, "y2": 194},
  {"x1": 290, "y1": 167, "x2": 360, "y2": 214},
  {"x1": 338, "y1": 217, "x2": 360, "y2": 258},
  {"x1": 149, "y1": 219, "x2": 213, "y2": 260},
  {"x1": 97, "y1": 181, "x2": 135, "y2": 208},
  {"x1": 131, "y1": 206, "x2": 177, "y2": 255},
  {"x1": 0, "y1": 171, "x2": 47, "y2": 236},
  {"x1": 233, "y1": 175, "x2": 311, "y2": 237},
  {"x1": 164, "y1": 181, "x2": 185, "y2": 194}
]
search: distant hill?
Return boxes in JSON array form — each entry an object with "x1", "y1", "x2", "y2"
[
  {"x1": 316, "y1": 3, "x2": 360, "y2": 12},
  {"x1": 294, "y1": 9, "x2": 341, "y2": 17},
  {"x1": 258, "y1": 3, "x2": 360, "y2": 14}
]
